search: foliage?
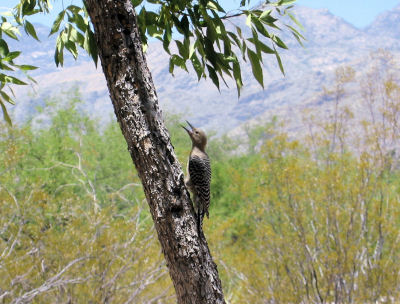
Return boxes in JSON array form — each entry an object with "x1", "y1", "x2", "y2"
[
  {"x1": 134, "y1": 0, "x2": 304, "y2": 93},
  {"x1": 0, "y1": 0, "x2": 304, "y2": 124},
  {"x1": 0, "y1": 92, "x2": 174, "y2": 303},
  {"x1": 3, "y1": 0, "x2": 400, "y2": 303},
  {"x1": 214, "y1": 130, "x2": 400, "y2": 303},
  {"x1": 2, "y1": 54, "x2": 400, "y2": 302},
  {"x1": 206, "y1": 54, "x2": 400, "y2": 303},
  {"x1": 0, "y1": 11, "x2": 39, "y2": 125}
]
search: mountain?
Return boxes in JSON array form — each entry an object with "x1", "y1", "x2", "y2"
[
  {"x1": 7, "y1": 5, "x2": 400, "y2": 134},
  {"x1": 366, "y1": 4, "x2": 400, "y2": 39}
]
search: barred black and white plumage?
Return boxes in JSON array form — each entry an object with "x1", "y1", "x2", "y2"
[
  {"x1": 181, "y1": 120, "x2": 211, "y2": 232},
  {"x1": 188, "y1": 153, "x2": 211, "y2": 226}
]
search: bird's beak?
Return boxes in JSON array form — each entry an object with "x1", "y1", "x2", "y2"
[
  {"x1": 186, "y1": 120, "x2": 195, "y2": 130},
  {"x1": 181, "y1": 120, "x2": 195, "y2": 135}
]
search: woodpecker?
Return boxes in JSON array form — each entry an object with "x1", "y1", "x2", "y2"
[{"x1": 182, "y1": 121, "x2": 211, "y2": 231}]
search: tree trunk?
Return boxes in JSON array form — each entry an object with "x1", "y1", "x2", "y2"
[{"x1": 84, "y1": 1, "x2": 225, "y2": 303}]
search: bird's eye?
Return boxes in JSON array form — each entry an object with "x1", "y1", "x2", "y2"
[{"x1": 195, "y1": 131, "x2": 199, "y2": 134}]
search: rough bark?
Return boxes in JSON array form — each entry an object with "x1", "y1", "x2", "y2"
[{"x1": 84, "y1": 1, "x2": 225, "y2": 303}]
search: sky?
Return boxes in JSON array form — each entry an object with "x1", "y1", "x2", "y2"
[
  {"x1": 221, "y1": 0, "x2": 400, "y2": 28},
  {"x1": 2, "y1": 0, "x2": 400, "y2": 29},
  {"x1": 295, "y1": 0, "x2": 400, "y2": 28}
]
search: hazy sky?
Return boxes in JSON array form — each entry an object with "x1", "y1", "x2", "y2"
[
  {"x1": 220, "y1": 0, "x2": 400, "y2": 28},
  {"x1": 2, "y1": 0, "x2": 400, "y2": 29},
  {"x1": 295, "y1": 0, "x2": 400, "y2": 28}
]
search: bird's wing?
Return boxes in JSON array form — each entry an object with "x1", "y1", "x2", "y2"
[{"x1": 188, "y1": 154, "x2": 211, "y2": 215}]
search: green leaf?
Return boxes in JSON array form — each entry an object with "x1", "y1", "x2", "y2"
[
  {"x1": 88, "y1": 29, "x2": 98, "y2": 66},
  {"x1": 131, "y1": 0, "x2": 144, "y2": 7},
  {"x1": 0, "y1": 75, "x2": 27, "y2": 85},
  {"x1": 206, "y1": 23, "x2": 217, "y2": 42},
  {"x1": 21, "y1": 0, "x2": 36, "y2": 16},
  {"x1": 3, "y1": 51, "x2": 21, "y2": 62},
  {"x1": 169, "y1": 55, "x2": 187, "y2": 74},
  {"x1": 190, "y1": 53, "x2": 203, "y2": 80},
  {"x1": 147, "y1": 25, "x2": 162, "y2": 39},
  {"x1": 260, "y1": 12, "x2": 277, "y2": 25},
  {"x1": 54, "y1": 46, "x2": 64, "y2": 67},
  {"x1": 8, "y1": 86, "x2": 15, "y2": 98},
  {"x1": 247, "y1": 48, "x2": 263, "y2": 88},
  {"x1": 1, "y1": 22, "x2": 19, "y2": 40},
  {"x1": 215, "y1": 53, "x2": 232, "y2": 76},
  {"x1": 0, "y1": 91, "x2": 15, "y2": 105},
  {"x1": 15, "y1": 64, "x2": 38, "y2": 71},
  {"x1": 288, "y1": 12, "x2": 304, "y2": 31},
  {"x1": 227, "y1": 31, "x2": 241, "y2": 49},
  {"x1": 65, "y1": 40, "x2": 78, "y2": 59},
  {"x1": 60, "y1": 30, "x2": 68, "y2": 44},
  {"x1": 83, "y1": 28, "x2": 98, "y2": 66},
  {"x1": 2, "y1": 30, "x2": 18, "y2": 40},
  {"x1": 278, "y1": 0, "x2": 297, "y2": 6},
  {"x1": 24, "y1": 20, "x2": 40, "y2": 41},
  {"x1": 145, "y1": 11, "x2": 159, "y2": 27},
  {"x1": 274, "y1": 47, "x2": 285, "y2": 75},
  {"x1": 272, "y1": 35, "x2": 288, "y2": 49},
  {"x1": 252, "y1": 17, "x2": 271, "y2": 38},
  {"x1": 259, "y1": 9, "x2": 272, "y2": 20},
  {"x1": 27, "y1": 74, "x2": 37, "y2": 85},
  {"x1": 286, "y1": 24, "x2": 305, "y2": 40},
  {"x1": 163, "y1": 25, "x2": 172, "y2": 54},
  {"x1": 248, "y1": 38, "x2": 275, "y2": 54},
  {"x1": 176, "y1": 40, "x2": 189, "y2": 59},
  {"x1": 69, "y1": 12, "x2": 87, "y2": 33},
  {"x1": 251, "y1": 28, "x2": 261, "y2": 58},
  {"x1": 169, "y1": 58, "x2": 175, "y2": 75},
  {"x1": 189, "y1": 42, "x2": 196, "y2": 59},
  {"x1": 233, "y1": 59, "x2": 243, "y2": 96},
  {"x1": 54, "y1": 33, "x2": 64, "y2": 66},
  {"x1": 206, "y1": 64, "x2": 219, "y2": 90},
  {"x1": 0, "y1": 39, "x2": 10, "y2": 57},
  {"x1": 246, "y1": 14, "x2": 252, "y2": 27},
  {"x1": 222, "y1": 35, "x2": 231, "y2": 56},
  {"x1": 289, "y1": 29, "x2": 304, "y2": 46},
  {"x1": 50, "y1": 10, "x2": 66, "y2": 36},
  {"x1": 204, "y1": 36, "x2": 217, "y2": 67},
  {"x1": 207, "y1": 1, "x2": 225, "y2": 13},
  {"x1": 236, "y1": 26, "x2": 243, "y2": 39},
  {"x1": 0, "y1": 62, "x2": 14, "y2": 71},
  {"x1": 67, "y1": 25, "x2": 79, "y2": 42},
  {"x1": 66, "y1": 5, "x2": 82, "y2": 14},
  {"x1": 240, "y1": 41, "x2": 247, "y2": 61},
  {"x1": 180, "y1": 15, "x2": 190, "y2": 36},
  {"x1": 0, "y1": 99, "x2": 12, "y2": 125},
  {"x1": 56, "y1": 33, "x2": 63, "y2": 51}
]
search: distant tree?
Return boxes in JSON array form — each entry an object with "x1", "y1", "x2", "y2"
[
  {"x1": 0, "y1": 95, "x2": 174, "y2": 303},
  {"x1": 0, "y1": 0, "x2": 303, "y2": 302}
]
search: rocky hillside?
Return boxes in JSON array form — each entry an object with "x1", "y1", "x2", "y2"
[{"x1": 7, "y1": 4, "x2": 400, "y2": 133}]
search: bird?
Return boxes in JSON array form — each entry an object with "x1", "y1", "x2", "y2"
[{"x1": 181, "y1": 120, "x2": 211, "y2": 232}]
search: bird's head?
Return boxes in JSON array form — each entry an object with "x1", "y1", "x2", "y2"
[{"x1": 181, "y1": 120, "x2": 207, "y2": 151}]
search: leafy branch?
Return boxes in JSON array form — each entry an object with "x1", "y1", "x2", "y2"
[
  {"x1": 0, "y1": 0, "x2": 304, "y2": 125},
  {"x1": 134, "y1": 0, "x2": 304, "y2": 95},
  {"x1": 0, "y1": 13, "x2": 38, "y2": 125}
]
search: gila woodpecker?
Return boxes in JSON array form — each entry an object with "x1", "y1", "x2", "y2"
[{"x1": 182, "y1": 121, "x2": 211, "y2": 231}]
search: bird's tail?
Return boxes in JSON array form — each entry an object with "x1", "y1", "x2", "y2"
[{"x1": 197, "y1": 210, "x2": 205, "y2": 234}]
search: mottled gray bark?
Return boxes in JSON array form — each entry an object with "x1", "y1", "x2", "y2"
[{"x1": 84, "y1": 1, "x2": 225, "y2": 303}]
